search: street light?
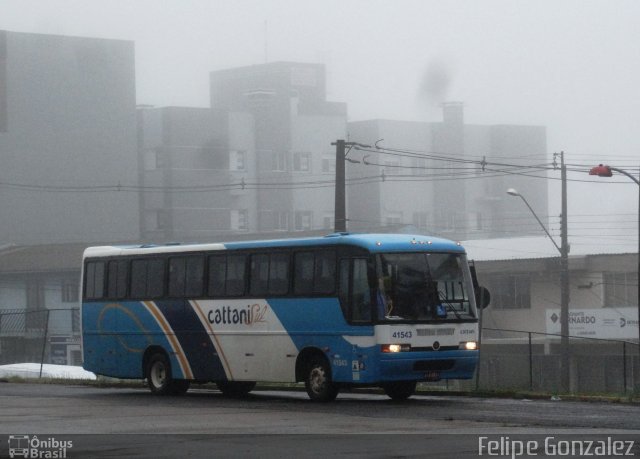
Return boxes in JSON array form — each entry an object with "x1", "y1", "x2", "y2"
[
  {"x1": 507, "y1": 188, "x2": 561, "y2": 252},
  {"x1": 589, "y1": 164, "x2": 640, "y2": 366},
  {"x1": 507, "y1": 186, "x2": 570, "y2": 393}
]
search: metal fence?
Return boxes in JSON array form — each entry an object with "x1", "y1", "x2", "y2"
[
  {"x1": 474, "y1": 327, "x2": 639, "y2": 394},
  {"x1": 0, "y1": 308, "x2": 81, "y2": 368},
  {"x1": 0, "y1": 308, "x2": 638, "y2": 394}
]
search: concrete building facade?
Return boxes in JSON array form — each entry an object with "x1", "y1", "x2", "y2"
[
  {"x1": 0, "y1": 30, "x2": 140, "y2": 245},
  {"x1": 346, "y1": 102, "x2": 548, "y2": 241},
  {"x1": 210, "y1": 62, "x2": 347, "y2": 235},
  {"x1": 139, "y1": 62, "x2": 347, "y2": 243}
]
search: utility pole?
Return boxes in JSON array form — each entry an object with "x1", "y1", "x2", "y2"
[
  {"x1": 331, "y1": 140, "x2": 370, "y2": 233},
  {"x1": 333, "y1": 139, "x2": 346, "y2": 232},
  {"x1": 509, "y1": 152, "x2": 571, "y2": 393},
  {"x1": 589, "y1": 162, "x2": 640, "y2": 388},
  {"x1": 559, "y1": 151, "x2": 570, "y2": 393}
]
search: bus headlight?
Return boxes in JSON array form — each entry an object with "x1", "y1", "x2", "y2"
[
  {"x1": 381, "y1": 344, "x2": 411, "y2": 353},
  {"x1": 459, "y1": 341, "x2": 478, "y2": 350}
]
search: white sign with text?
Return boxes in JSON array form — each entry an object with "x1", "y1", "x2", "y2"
[{"x1": 546, "y1": 307, "x2": 638, "y2": 340}]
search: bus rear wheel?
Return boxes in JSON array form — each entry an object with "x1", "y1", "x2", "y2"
[
  {"x1": 304, "y1": 358, "x2": 339, "y2": 402},
  {"x1": 216, "y1": 381, "x2": 256, "y2": 397},
  {"x1": 146, "y1": 353, "x2": 189, "y2": 396},
  {"x1": 383, "y1": 381, "x2": 416, "y2": 400}
]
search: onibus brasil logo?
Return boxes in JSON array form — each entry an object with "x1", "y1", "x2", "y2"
[{"x1": 8, "y1": 435, "x2": 72, "y2": 458}]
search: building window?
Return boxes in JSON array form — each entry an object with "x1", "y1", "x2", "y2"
[
  {"x1": 294, "y1": 211, "x2": 312, "y2": 231},
  {"x1": 62, "y1": 280, "x2": 79, "y2": 303},
  {"x1": 486, "y1": 274, "x2": 531, "y2": 309},
  {"x1": 384, "y1": 212, "x2": 402, "y2": 227},
  {"x1": 271, "y1": 151, "x2": 288, "y2": 171},
  {"x1": 412, "y1": 212, "x2": 429, "y2": 231},
  {"x1": 474, "y1": 212, "x2": 484, "y2": 231},
  {"x1": 154, "y1": 147, "x2": 167, "y2": 169},
  {"x1": 275, "y1": 211, "x2": 289, "y2": 231},
  {"x1": 434, "y1": 208, "x2": 455, "y2": 232},
  {"x1": 322, "y1": 156, "x2": 335, "y2": 173},
  {"x1": 230, "y1": 150, "x2": 246, "y2": 171},
  {"x1": 153, "y1": 210, "x2": 168, "y2": 230},
  {"x1": 323, "y1": 214, "x2": 333, "y2": 230},
  {"x1": 293, "y1": 152, "x2": 311, "y2": 172},
  {"x1": 604, "y1": 272, "x2": 638, "y2": 307},
  {"x1": 231, "y1": 209, "x2": 249, "y2": 231}
]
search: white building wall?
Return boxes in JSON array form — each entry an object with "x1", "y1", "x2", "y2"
[{"x1": 290, "y1": 114, "x2": 346, "y2": 231}]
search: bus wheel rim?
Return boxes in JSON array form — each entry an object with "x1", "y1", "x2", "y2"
[
  {"x1": 151, "y1": 361, "x2": 166, "y2": 388},
  {"x1": 310, "y1": 367, "x2": 326, "y2": 393}
]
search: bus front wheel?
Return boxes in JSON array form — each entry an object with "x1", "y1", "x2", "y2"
[
  {"x1": 304, "y1": 358, "x2": 338, "y2": 402},
  {"x1": 382, "y1": 381, "x2": 416, "y2": 400}
]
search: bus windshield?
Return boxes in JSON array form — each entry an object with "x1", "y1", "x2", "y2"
[{"x1": 376, "y1": 252, "x2": 476, "y2": 322}]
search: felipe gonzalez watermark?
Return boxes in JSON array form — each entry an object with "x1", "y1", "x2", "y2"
[
  {"x1": 7, "y1": 435, "x2": 73, "y2": 458},
  {"x1": 479, "y1": 435, "x2": 636, "y2": 458}
]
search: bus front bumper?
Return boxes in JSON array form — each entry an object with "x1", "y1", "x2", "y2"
[{"x1": 378, "y1": 349, "x2": 478, "y2": 382}]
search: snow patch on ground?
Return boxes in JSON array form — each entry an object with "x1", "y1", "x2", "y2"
[{"x1": 0, "y1": 363, "x2": 96, "y2": 380}]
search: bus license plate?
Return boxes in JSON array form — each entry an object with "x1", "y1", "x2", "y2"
[{"x1": 425, "y1": 371, "x2": 441, "y2": 382}]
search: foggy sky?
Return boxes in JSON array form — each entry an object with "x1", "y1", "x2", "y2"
[{"x1": 1, "y1": 0, "x2": 639, "y2": 247}]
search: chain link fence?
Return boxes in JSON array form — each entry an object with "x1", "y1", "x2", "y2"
[
  {"x1": 1, "y1": 308, "x2": 638, "y2": 394},
  {"x1": 0, "y1": 308, "x2": 81, "y2": 368}
]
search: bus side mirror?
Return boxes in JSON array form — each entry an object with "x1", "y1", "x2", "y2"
[{"x1": 475, "y1": 286, "x2": 491, "y2": 309}]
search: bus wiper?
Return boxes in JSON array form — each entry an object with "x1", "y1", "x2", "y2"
[{"x1": 438, "y1": 291, "x2": 462, "y2": 320}]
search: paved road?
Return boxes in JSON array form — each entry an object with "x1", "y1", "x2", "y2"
[{"x1": 1, "y1": 383, "x2": 638, "y2": 458}]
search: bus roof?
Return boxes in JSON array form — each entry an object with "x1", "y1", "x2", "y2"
[{"x1": 83, "y1": 233, "x2": 465, "y2": 259}]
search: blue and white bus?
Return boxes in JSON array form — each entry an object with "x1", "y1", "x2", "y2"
[{"x1": 81, "y1": 233, "x2": 489, "y2": 401}]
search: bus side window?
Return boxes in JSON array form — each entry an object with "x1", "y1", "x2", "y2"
[
  {"x1": 351, "y1": 259, "x2": 371, "y2": 322},
  {"x1": 294, "y1": 250, "x2": 336, "y2": 295},
  {"x1": 269, "y1": 253, "x2": 289, "y2": 295},
  {"x1": 226, "y1": 255, "x2": 246, "y2": 296},
  {"x1": 185, "y1": 256, "x2": 204, "y2": 297},
  {"x1": 315, "y1": 251, "x2": 336, "y2": 294},
  {"x1": 208, "y1": 255, "x2": 226, "y2": 297},
  {"x1": 85, "y1": 261, "x2": 106, "y2": 300},
  {"x1": 250, "y1": 253, "x2": 289, "y2": 297},
  {"x1": 250, "y1": 254, "x2": 270, "y2": 296},
  {"x1": 170, "y1": 256, "x2": 204, "y2": 298},
  {"x1": 107, "y1": 259, "x2": 128, "y2": 299},
  {"x1": 338, "y1": 259, "x2": 349, "y2": 318},
  {"x1": 169, "y1": 257, "x2": 187, "y2": 297},
  {"x1": 130, "y1": 259, "x2": 148, "y2": 298},
  {"x1": 130, "y1": 258, "x2": 165, "y2": 299},
  {"x1": 294, "y1": 252, "x2": 314, "y2": 295},
  {"x1": 338, "y1": 258, "x2": 372, "y2": 324},
  {"x1": 147, "y1": 259, "x2": 165, "y2": 298}
]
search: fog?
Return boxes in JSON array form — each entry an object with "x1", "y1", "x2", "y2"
[{"x1": 1, "y1": 0, "x2": 639, "y2": 247}]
